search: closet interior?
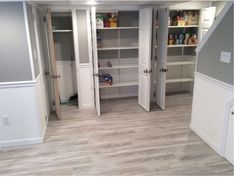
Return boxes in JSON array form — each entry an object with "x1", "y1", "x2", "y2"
[
  {"x1": 96, "y1": 11, "x2": 139, "y2": 99},
  {"x1": 51, "y1": 12, "x2": 77, "y2": 104},
  {"x1": 166, "y1": 10, "x2": 199, "y2": 93},
  {"x1": 154, "y1": 9, "x2": 200, "y2": 97}
]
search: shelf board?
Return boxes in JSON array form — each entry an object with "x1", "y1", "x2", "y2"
[
  {"x1": 167, "y1": 61, "x2": 195, "y2": 66},
  {"x1": 155, "y1": 45, "x2": 197, "y2": 48},
  {"x1": 167, "y1": 55, "x2": 196, "y2": 66},
  {"x1": 168, "y1": 25, "x2": 199, "y2": 28},
  {"x1": 100, "y1": 81, "x2": 138, "y2": 88},
  {"x1": 99, "y1": 64, "x2": 138, "y2": 70},
  {"x1": 168, "y1": 44, "x2": 197, "y2": 48},
  {"x1": 166, "y1": 78, "x2": 194, "y2": 83},
  {"x1": 52, "y1": 30, "x2": 73, "y2": 32},
  {"x1": 97, "y1": 46, "x2": 138, "y2": 51},
  {"x1": 97, "y1": 27, "x2": 139, "y2": 30},
  {"x1": 156, "y1": 25, "x2": 199, "y2": 29}
]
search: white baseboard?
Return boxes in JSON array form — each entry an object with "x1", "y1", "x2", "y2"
[
  {"x1": 0, "y1": 137, "x2": 43, "y2": 148},
  {"x1": 190, "y1": 124, "x2": 222, "y2": 156},
  {"x1": 79, "y1": 104, "x2": 94, "y2": 109}
]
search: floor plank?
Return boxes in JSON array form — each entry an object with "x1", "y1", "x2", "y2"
[{"x1": 0, "y1": 93, "x2": 233, "y2": 175}]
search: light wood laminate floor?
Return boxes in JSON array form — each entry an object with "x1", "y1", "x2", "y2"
[{"x1": 0, "y1": 93, "x2": 233, "y2": 175}]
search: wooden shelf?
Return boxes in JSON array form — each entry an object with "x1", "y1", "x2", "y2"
[
  {"x1": 168, "y1": 25, "x2": 199, "y2": 28},
  {"x1": 97, "y1": 27, "x2": 139, "y2": 30},
  {"x1": 52, "y1": 30, "x2": 73, "y2": 32},
  {"x1": 99, "y1": 64, "x2": 138, "y2": 70},
  {"x1": 168, "y1": 44, "x2": 197, "y2": 48},
  {"x1": 97, "y1": 46, "x2": 138, "y2": 51},
  {"x1": 100, "y1": 81, "x2": 138, "y2": 88},
  {"x1": 166, "y1": 78, "x2": 194, "y2": 83}
]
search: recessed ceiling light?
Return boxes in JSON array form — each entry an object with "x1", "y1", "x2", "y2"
[{"x1": 87, "y1": 0, "x2": 97, "y2": 5}]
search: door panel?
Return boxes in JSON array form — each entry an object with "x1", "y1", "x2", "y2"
[
  {"x1": 91, "y1": 7, "x2": 101, "y2": 116},
  {"x1": 199, "y1": 7, "x2": 216, "y2": 41},
  {"x1": 155, "y1": 8, "x2": 168, "y2": 110},
  {"x1": 46, "y1": 8, "x2": 61, "y2": 120},
  {"x1": 138, "y1": 8, "x2": 153, "y2": 111}
]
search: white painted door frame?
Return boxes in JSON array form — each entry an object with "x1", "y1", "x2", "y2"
[{"x1": 72, "y1": 9, "x2": 82, "y2": 108}]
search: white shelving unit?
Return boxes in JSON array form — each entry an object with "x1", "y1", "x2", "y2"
[
  {"x1": 96, "y1": 11, "x2": 139, "y2": 99},
  {"x1": 154, "y1": 8, "x2": 200, "y2": 101}
]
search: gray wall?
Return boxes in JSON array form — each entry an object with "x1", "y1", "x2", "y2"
[
  {"x1": 0, "y1": 2, "x2": 32, "y2": 82},
  {"x1": 76, "y1": 10, "x2": 89, "y2": 63},
  {"x1": 196, "y1": 4, "x2": 234, "y2": 85}
]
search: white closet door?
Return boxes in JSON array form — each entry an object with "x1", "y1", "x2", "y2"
[
  {"x1": 91, "y1": 7, "x2": 100, "y2": 116},
  {"x1": 225, "y1": 106, "x2": 234, "y2": 165},
  {"x1": 155, "y1": 8, "x2": 168, "y2": 110},
  {"x1": 138, "y1": 8, "x2": 152, "y2": 112},
  {"x1": 199, "y1": 7, "x2": 216, "y2": 41}
]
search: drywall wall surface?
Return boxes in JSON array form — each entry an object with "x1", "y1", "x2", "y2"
[
  {"x1": 196, "y1": 5, "x2": 234, "y2": 85},
  {"x1": 212, "y1": 1, "x2": 226, "y2": 17},
  {"x1": 0, "y1": 2, "x2": 32, "y2": 82},
  {"x1": 26, "y1": 3, "x2": 40, "y2": 78},
  {"x1": 169, "y1": 1, "x2": 211, "y2": 10},
  {"x1": 76, "y1": 10, "x2": 89, "y2": 63},
  {"x1": 54, "y1": 33, "x2": 75, "y2": 61}
]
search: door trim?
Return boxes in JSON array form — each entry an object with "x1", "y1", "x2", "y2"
[{"x1": 72, "y1": 9, "x2": 82, "y2": 108}]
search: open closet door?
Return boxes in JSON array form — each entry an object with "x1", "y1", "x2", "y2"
[
  {"x1": 155, "y1": 8, "x2": 168, "y2": 110},
  {"x1": 46, "y1": 8, "x2": 61, "y2": 120},
  {"x1": 199, "y1": 7, "x2": 216, "y2": 41},
  {"x1": 91, "y1": 7, "x2": 101, "y2": 116},
  {"x1": 138, "y1": 8, "x2": 153, "y2": 112}
]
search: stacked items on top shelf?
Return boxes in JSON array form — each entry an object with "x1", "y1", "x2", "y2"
[
  {"x1": 96, "y1": 11, "x2": 139, "y2": 99},
  {"x1": 166, "y1": 10, "x2": 199, "y2": 93}
]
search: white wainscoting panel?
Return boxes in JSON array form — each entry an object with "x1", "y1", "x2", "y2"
[
  {"x1": 56, "y1": 61, "x2": 77, "y2": 102},
  {"x1": 79, "y1": 63, "x2": 94, "y2": 108},
  {"x1": 0, "y1": 75, "x2": 46, "y2": 147},
  {"x1": 190, "y1": 72, "x2": 233, "y2": 155}
]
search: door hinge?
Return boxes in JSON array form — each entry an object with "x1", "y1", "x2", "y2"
[
  {"x1": 160, "y1": 68, "x2": 168, "y2": 72},
  {"x1": 143, "y1": 69, "x2": 152, "y2": 74},
  {"x1": 51, "y1": 75, "x2": 61, "y2": 79},
  {"x1": 93, "y1": 73, "x2": 99, "y2": 77},
  {"x1": 52, "y1": 100, "x2": 55, "y2": 106},
  {"x1": 153, "y1": 92, "x2": 156, "y2": 97},
  {"x1": 155, "y1": 56, "x2": 157, "y2": 61}
]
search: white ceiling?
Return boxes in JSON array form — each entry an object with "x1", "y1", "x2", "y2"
[{"x1": 28, "y1": 0, "x2": 187, "y2": 7}]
